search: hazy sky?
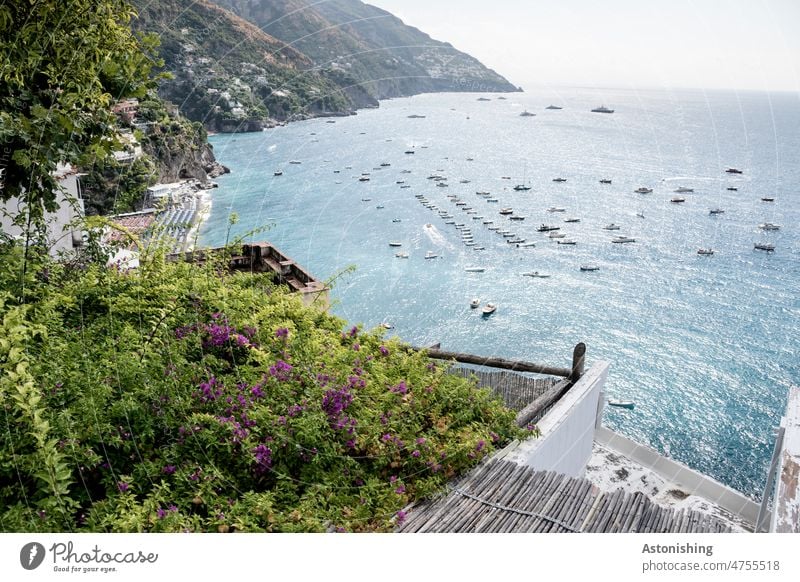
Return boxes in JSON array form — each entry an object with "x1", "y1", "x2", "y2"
[{"x1": 367, "y1": 0, "x2": 800, "y2": 92}]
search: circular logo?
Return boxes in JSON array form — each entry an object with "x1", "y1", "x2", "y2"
[{"x1": 20, "y1": 542, "x2": 46, "y2": 570}]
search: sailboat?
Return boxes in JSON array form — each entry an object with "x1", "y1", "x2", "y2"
[{"x1": 513, "y1": 162, "x2": 531, "y2": 191}]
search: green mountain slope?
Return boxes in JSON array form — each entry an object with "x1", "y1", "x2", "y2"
[
  {"x1": 129, "y1": 0, "x2": 377, "y2": 132},
  {"x1": 211, "y1": 0, "x2": 519, "y2": 99}
]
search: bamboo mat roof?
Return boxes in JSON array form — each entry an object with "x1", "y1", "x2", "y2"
[
  {"x1": 398, "y1": 459, "x2": 735, "y2": 533},
  {"x1": 448, "y1": 366, "x2": 559, "y2": 412}
]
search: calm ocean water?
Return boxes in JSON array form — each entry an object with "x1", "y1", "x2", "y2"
[{"x1": 199, "y1": 87, "x2": 799, "y2": 498}]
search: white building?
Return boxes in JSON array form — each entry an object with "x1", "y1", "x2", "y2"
[{"x1": 0, "y1": 163, "x2": 85, "y2": 255}]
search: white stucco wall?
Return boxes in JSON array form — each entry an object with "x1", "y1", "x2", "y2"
[{"x1": 503, "y1": 361, "x2": 608, "y2": 477}]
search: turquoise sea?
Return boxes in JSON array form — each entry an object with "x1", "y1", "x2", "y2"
[{"x1": 199, "y1": 87, "x2": 800, "y2": 499}]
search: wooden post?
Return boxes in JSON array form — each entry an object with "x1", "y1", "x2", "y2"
[{"x1": 570, "y1": 343, "x2": 586, "y2": 382}]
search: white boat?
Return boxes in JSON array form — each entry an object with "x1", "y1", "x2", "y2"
[
  {"x1": 599, "y1": 179, "x2": 612, "y2": 184},
  {"x1": 670, "y1": 197, "x2": 686, "y2": 203},
  {"x1": 470, "y1": 298, "x2": 480, "y2": 309},
  {"x1": 465, "y1": 267, "x2": 485, "y2": 273},
  {"x1": 611, "y1": 236, "x2": 636, "y2": 243},
  {"x1": 509, "y1": 215, "x2": 526, "y2": 221},
  {"x1": 709, "y1": 209, "x2": 725, "y2": 215},
  {"x1": 519, "y1": 110, "x2": 536, "y2": 117},
  {"x1": 564, "y1": 217, "x2": 581, "y2": 223},
  {"x1": 499, "y1": 208, "x2": 514, "y2": 215},
  {"x1": 517, "y1": 241, "x2": 536, "y2": 248},
  {"x1": 481, "y1": 303, "x2": 497, "y2": 316},
  {"x1": 759, "y1": 223, "x2": 780, "y2": 231},
  {"x1": 424, "y1": 251, "x2": 439, "y2": 259},
  {"x1": 546, "y1": 105, "x2": 563, "y2": 110},
  {"x1": 289, "y1": 160, "x2": 302, "y2": 165},
  {"x1": 580, "y1": 265, "x2": 600, "y2": 271},
  {"x1": 380, "y1": 321, "x2": 394, "y2": 329},
  {"x1": 674, "y1": 187, "x2": 694, "y2": 193},
  {"x1": 634, "y1": 187, "x2": 653, "y2": 194},
  {"x1": 523, "y1": 272, "x2": 551, "y2": 278},
  {"x1": 603, "y1": 223, "x2": 621, "y2": 230},
  {"x1": 697, "y1": 249, "x2": 714, "y2": 256},
  {"x1": 607, "y1": 400, "x2": 635, "y2": 409},
  {"x1": 395, "y1": 252, "x2": 409, "y2": 258},
  {"x1": 389, "y1": 242, "x2": 403, "y2": 247},
  {"x1": 549, "y1": 231, "x2": 566, "y2": 239},
  {"x1": 273, "y1": 170, "x2": 283, "y2": 176},
  {"x1": 591, "y1": 105, "x2": 614, "y2": 113},
  {"x1": 754, "y1": 243, "x2": 775, "y2": 252},
  {"x1": 557, "y1": 239, "x2": 577, "y2": 245},
  {"x1": 552, "y1": 177, "x2": 567, "y2": 183},
  {"x1": 547, "y1": 207, "x2": 566, "y2": 213},
  {"x1": 537, "y1": 224, "x2": 560, "y2": 232}
]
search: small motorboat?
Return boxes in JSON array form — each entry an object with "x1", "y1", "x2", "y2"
[
  {"x1": 603, "y1": 223, "x2": 621, "y2": 231},
  {"x1": 607, "y1": 400, "x2": 635, "y2": 410},
  {"x1": 759, "y1": 223, "x2": 780, "y2": 231},
  {"x1": 537, "y1": 224, "x2": 560, "y2": 232},
  {"x1": 545, "y1": 105, "x2": 563, "y2": 110},
  {"x1": 726, "y1": 186, "x2": 738, "y2": 191},
  {"x1": 552, "y1": 178, "x2": 567, "y2": 183},
  {"x1": 557, "y1": 239, "x2": 577, "y2": 245},
  {"x1": 761, "y1": 197, "x2": 775, "y2": 202},
  {"x1": 464, "y1": 267, "x2": 485, "y2": 273},
  {"x1": 726, "y1": 168, "x2": 743, "y2": 174},
  {"x1": 359, "y1": 176, "x2": 370, "y2": 182},
  {"x1": 670, "y1": 197, "x2": 686, "y2": 203},
  {"x1": 499, "y1": 208, "x2": 514, "y2": 215},
  {"x1": 634, "y1": 187, "x2": 653, "y2": 194},
  {"x1": 580, "y1": 265, "x2": 600, "y2": 272},
  {"x1": 470, "y1": 298, "x2": 480, "y2": 309},
  {"x1": 289, "y1": 160, "x2": 302, "y2": 165},
  {"x1": 754, "y1": 243, "x2": 775, "y2": 252},
  {"x1": 636, "y1": 212, "x2": 645, "y2": 219},
  {"x1": 424, "y1": 251, "x2": 439, "y2": 259},
  {"x1": 389, "y1": 242, "x2": 403, "y2": 247},
  {"x1": 549, "y1": 231, "x2": 566, "y2": 239},
  {"x1": 599, "y1": 179, "x2": 612, "y2": 184},
  {"x1": 523, "y1": 272, "x2": 550, "y2": 278},
  {"x1": 611, "y1": 236, "x2": 636, "y2": 243},
  {"x1": 392, "y1": 218, "x2": 402, "y2": 223},
  {"x1": 674, "y1": 187, "x2": 694, "y2": 193},
  {"x1": 273, "y1": 170, "x2": 283, "y2": 176},
  {"x1": 547, "y1": 207, "x2": 566, "y2": 213},
  {"x1": 481, "y1": 303, "x2": 497, "y2": 316},
  {"x1": 395, "y1": 252, "x2": 409, "y2": 258},
  {"x1": 509, "y1": 215, "x2": 526, "y2": 221},
  {"x1": 519, "y1": 110, "x2": 536, "y2": 117},
  {"x1": 697, "y1": 249, "x2": 715, "y2": 256},
  {"x1": 380, "y1": 321, "x2": 394, "y2": 329},
  {"x1": 564, "y1": 217, "x2": 581, "y2": 223},
  {"x1": 517, "y1": 241, "x2": 536, "y2": 248},
  {"x1": 709, "y1": 209, "x2": 725, "y2": 215}
]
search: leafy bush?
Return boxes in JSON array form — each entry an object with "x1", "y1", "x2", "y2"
[{"x1": 0, "y1": 245, "x2": 530, "y2": 532}]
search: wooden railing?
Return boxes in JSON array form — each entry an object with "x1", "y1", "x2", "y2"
[{"x1": 414, "y1": 343, "x2": 587, "y2": 427}]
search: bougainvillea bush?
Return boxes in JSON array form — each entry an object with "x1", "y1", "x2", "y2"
[{"x1": 0, "y1": 244, "x2": 531, "y2": 532}]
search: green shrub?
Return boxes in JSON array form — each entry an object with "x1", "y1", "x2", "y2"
[{"x1": 0, "y1": 247, "x2": 531, "y2": 532}]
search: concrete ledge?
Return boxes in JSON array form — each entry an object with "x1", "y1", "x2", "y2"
[
  {"x1": 773, "y1": 387, "x2": 800, "y2": 532},
  {"x1": 596, "y1": 426, "x2": 759, "y2": 526}
]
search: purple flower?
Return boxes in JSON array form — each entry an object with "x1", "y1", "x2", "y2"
[
  {"x1": 157, "y1": 507, "x2": 167, "y2": 519},
  {"x1": 117, "y1": 481, "x2": 129, "y2": 493},
  {"x1": 475, "y1": 440, "x2": 486, "y2": 452},
  {"x1": 395, "y1": 485, "x2": 406, "y2": 495},
  {"x1": 269, "y1": 360, "x2": 293, "y2": 381},
  {"x1": 379, "y1": 346, "x2": 389, "y2": 356},
  {"x1": 348, "y1": 326, "x2": 358, "y2": 337},
  {"x1": 275, "y1": 327, "x2": 289, "y2": 339},
  {"x1": 251, "y1": 385, "x2": 265, "y2": 398},
  {"x1": 352, "y1": 343, "x2": 360, "y2": 351},
  {"x1": 390, "y1": 475, "x2": 398, "y2": 483},
  {"x1": 162, "y1": 465, "x2": 176, "y2": 475},
  {"x1": 396, "y1": 510, "x2": 407, "y2": 525},
  {"x1": 416, "y1": 437, "x2": 426, "y2": 445},
  {"x1": 490, "y1": 431, "x2": 500, "y2": 443},
  {"x1": 411, "y1": 450, "x2": 421, "y2": 458},
  {"x1": 252, "y1": 444, "x2": 273, "y2": 474},
  {"x1": 390, "y1": 381, "x2": 408, "y2": 395}
]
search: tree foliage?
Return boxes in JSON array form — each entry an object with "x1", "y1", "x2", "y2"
[{"x1": 0, "y1": 0, "x2": 160, "y2": 227}]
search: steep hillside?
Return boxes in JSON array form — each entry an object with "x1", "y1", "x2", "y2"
[
  {"x1": 211, "y1": 0, "x2": 519, "y2": 99},
  {"x1": 129, "y1": 0, "x2": 376, "y2": 131}
]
